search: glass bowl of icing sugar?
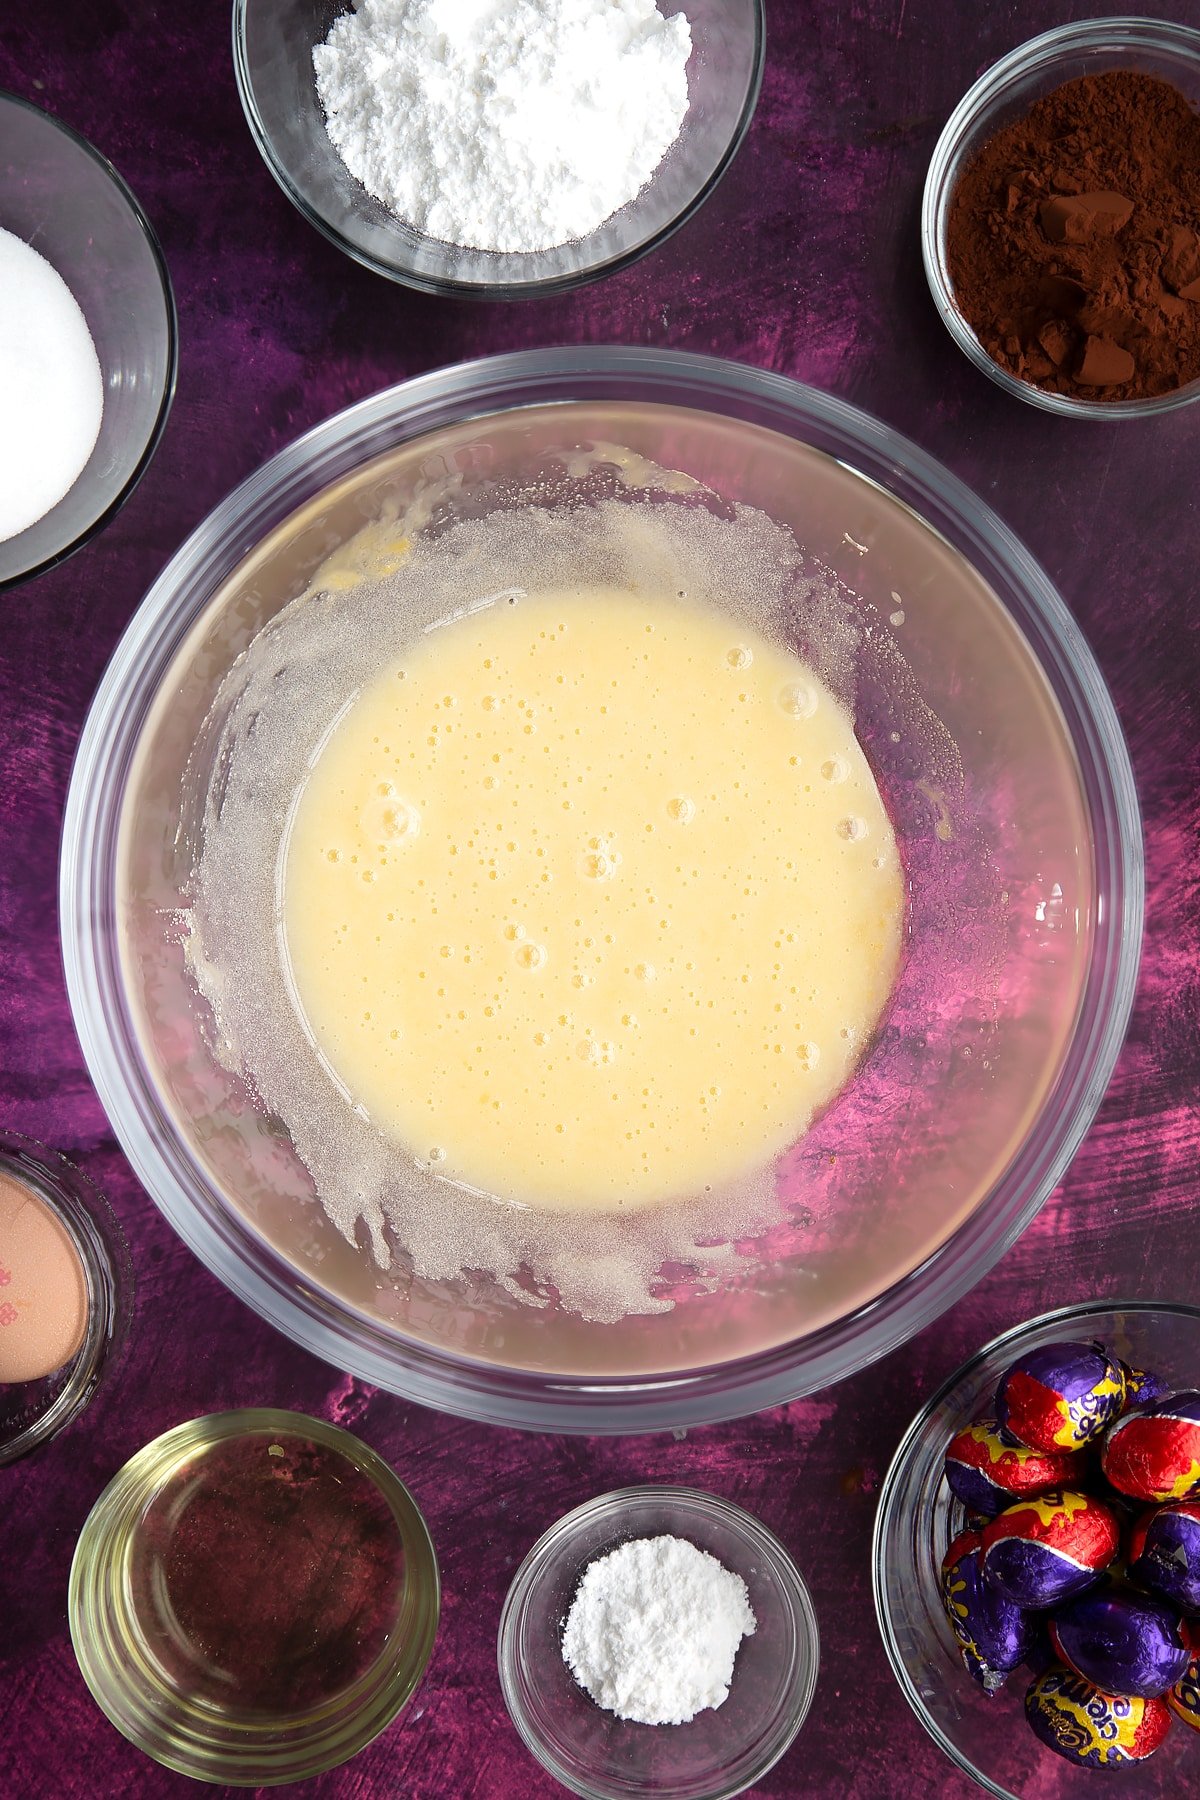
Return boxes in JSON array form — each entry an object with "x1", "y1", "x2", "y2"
[
  {"x1": 0, "y1": 91, "x2": 176, "y2": 588},
  {"x1": 233, "y1": 0, "x2": 765, "y2": 298},
  {"x1": 498, "y1": 1485, "x2": 818, "y2": 1800},
  {"x1": 61, "y1": 348, "x2": 1141, "y2": 1432}
]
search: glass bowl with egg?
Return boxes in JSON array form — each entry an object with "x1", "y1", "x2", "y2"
[
  {"x1": 0, "y1": 1129, "x2": 132, "y2": 1464},
  {"x1": 232, "y1": 0, "x2": 766, "y2": 298},
  {"x1": 61, "y1": 346, "x2": 1141, "y2": 1432}
]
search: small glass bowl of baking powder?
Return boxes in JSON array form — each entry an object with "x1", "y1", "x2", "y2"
[
  {"x1": 0, "y1": 90, "x2": 176, "y2": 588},
  {"x1": 923, "y1": 17, "x2": 1200, "y2": 418},
  {"x1": 233, "y1": 0, "x2": 765, "y2": 299},
  {"x1": 498, "y1": 1485, "x2": 818, "y2": 1800}
]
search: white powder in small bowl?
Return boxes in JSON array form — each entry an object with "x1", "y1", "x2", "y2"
[
  {"x1": 562, "y1": 1534, "x2": 756, "y2": 1725},
  {"x1": 313, "y1": 0, "x2": 692, "y2": 253},
  {"x1": 0, "y1": 226, "x2": 102, "y2": 544}
]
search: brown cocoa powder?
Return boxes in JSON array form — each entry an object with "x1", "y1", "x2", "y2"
[{"x1": 945, "y1": 70, "x2": 1200, "y2": 401}]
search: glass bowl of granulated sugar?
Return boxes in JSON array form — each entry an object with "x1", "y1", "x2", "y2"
[
  {"x1": 0, "y1": 91, "x2": 176, "y2": 588},
  {"x1": 498, "y1": 1486, "x2": 819, "y2": 1800},
  {"x1": 233, "y1": 0, "x2": 765, "y2": 298}
]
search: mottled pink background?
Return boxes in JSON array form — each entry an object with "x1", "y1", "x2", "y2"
[{"x1": 2, "y1": 4, "x2": 1199, "y2": 1797}]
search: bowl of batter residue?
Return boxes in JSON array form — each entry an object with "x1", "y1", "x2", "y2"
[
  {"x1": 61, "y1": 347, "x2": 1141, "y2": 1432},
  {"x1": 233, "y1": 0, "x2": 766, "y2": 298}
]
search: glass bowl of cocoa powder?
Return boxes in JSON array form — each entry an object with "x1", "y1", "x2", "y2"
[
  {"x1": 873, "y1": 1302, "x2": 1200, "y2": 1797},
  {"x1": 497, "y1": 1486, "x2": 818, "y2": 1800},
  {"x1": 923, "y1": 18, "x2": 1200, "y2": 417}
]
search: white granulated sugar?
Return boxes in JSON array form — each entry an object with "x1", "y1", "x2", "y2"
[
  {"x1": 0, "y1": 227, "x2": 103, "y2": 544},
  {"x1": 562, "y1": 1535, "x2": 756, "y2": 1725},
  {"x1": 313, "y1": 0, "x2": 692, "y2": 252}
]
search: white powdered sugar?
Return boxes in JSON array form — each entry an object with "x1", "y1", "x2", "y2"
[
  {"x1": 0, "y1": 227, "x2": 102, "y2": 544},
  {"x1": 313, "y1": 0, "x2": 692, "y2": 252},
  {"x1": 562, "y1": 1535, "x2": 757, "y2": 1725}
]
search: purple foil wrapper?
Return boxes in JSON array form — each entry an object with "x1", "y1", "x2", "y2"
[{"x1": 1049, "y1": 1584, "x2": 1190, "y2": 1699}]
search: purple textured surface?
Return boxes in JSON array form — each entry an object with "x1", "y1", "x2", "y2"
[{"x1": 1, "y1": 4, "x2": 1199, "y2": 1797}]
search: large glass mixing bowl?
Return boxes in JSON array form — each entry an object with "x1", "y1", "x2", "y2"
[{"x1": 60, "y1": 349, "x2": 1142, "y2": 1433}]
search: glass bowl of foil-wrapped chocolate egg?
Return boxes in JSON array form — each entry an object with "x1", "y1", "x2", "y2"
[
  {"x1": 922, "y1": 17, "x2": 1200, "y2": 420},
  {"x1": 874, "y1": 1301, "x2": 1200, "y2": 1798},
  {"x1": 233, "y1": 0, "x2": 765, "y2": 299}
]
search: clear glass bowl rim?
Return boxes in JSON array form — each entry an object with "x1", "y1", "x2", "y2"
[
  {"x1": 230, "y1": 0, "x2": 767, "y2": 300},
  {"x1": 870, "y1": 1298, "x2": 1200, "y2": 1798},
  {"x1": 921, "y1": 15, "x2": 1200, "y2": 420},
  {"x1": 496, "y1": 1483, "x2": 819, "y2": 1800},
  {"x1": 0, "y1": 85, "x2": 178, "y2": 589},
  {"x1": 59, "y1": 345, "x2": 1144, "y2": 1434}
]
